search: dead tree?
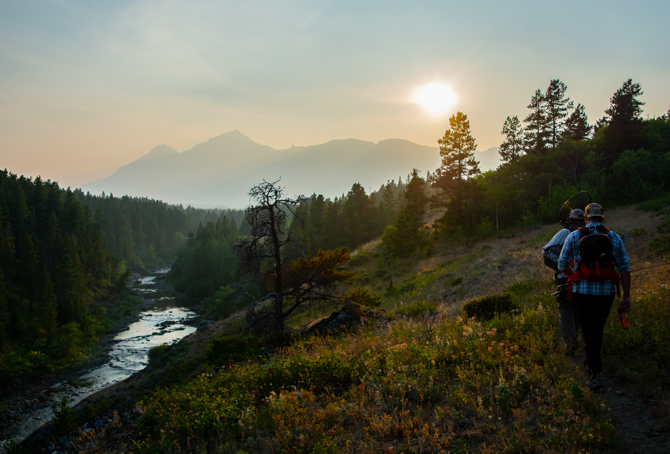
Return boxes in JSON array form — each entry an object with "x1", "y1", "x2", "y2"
[{"x1": 236, "y1": 180, "x2": 355, "y2": 339}]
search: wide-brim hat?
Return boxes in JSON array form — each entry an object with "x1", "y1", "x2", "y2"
[{"x1": 585, "y1": 203, "x2": 604, "y2": 218}]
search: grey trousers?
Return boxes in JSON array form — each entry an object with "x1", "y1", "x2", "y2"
[
  {"x1": 558, "y1": 296, "x2": 578, "y2": 346},
  {"x1": 554, "y1": 273, "x2": 577, "y2": 346}
]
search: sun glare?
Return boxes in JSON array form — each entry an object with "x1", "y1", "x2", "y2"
[{"x1": 413, "y1": 83, "x2": 457, "y2": 116}]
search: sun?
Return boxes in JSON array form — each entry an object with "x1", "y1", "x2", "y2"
[{"x1": 413, "y1": 83, "x2": 457, "y2": 116}]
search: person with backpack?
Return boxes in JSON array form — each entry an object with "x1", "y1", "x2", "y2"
[
  {"x1": 542, "y1": 209, "x2": 585, "y2": 356},
  {"x1": 558, "y1": 203, "x2": 632, "y2": 390}
]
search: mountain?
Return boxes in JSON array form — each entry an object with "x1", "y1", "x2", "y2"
[
  {"x1": 134, "y1": 144, "x2": 179, "y2": 163},
  {"x1": 82, "y1": 131, "x2": 499, "y2": 208},
  {"x1": 476, "y1": 146, "x2": 502, "y2": 172}
]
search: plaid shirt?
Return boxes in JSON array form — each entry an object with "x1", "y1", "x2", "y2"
[{"x1": 558, "y1": 221, "x2": 630, "y2": 295}]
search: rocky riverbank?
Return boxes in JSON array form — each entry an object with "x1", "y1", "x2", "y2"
[{"x1": 0, "y1": 267, "x2": 202, "y2": 451}]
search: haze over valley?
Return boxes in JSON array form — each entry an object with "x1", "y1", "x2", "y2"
[{"x1": 83, "y1": 130, "x2": 500, "y2": 207}]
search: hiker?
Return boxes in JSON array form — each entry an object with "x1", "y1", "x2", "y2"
[
  {"x1": 558, "y1": 203, "x2": 631, "y2": 390},
  {"x1": 542, "y1": 209, "x2": 585, "y2": 356}
]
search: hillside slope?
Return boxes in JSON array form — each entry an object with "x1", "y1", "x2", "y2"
[{"x1": 22, "y1": 203, "x2": 670, "y2": 453}]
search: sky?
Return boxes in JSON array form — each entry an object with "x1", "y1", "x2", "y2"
[{"x1": 1, "y1": 0, "x2": 669, "y2": 188}]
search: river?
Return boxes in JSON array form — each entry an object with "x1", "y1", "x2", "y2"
[{"x1": 1, "y1": 267, "x2": 199, "y2": 449}]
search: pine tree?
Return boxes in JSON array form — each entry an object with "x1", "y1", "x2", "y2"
[
  {"x1": 499, "y1": 116, "x2": 525, "y2": 163},
  {"x1": 383, "y1": 169, "x2": 429, "y2": 255},
  {"x1": 38, "y1": 265, "x2": 58, "y2": 339},
  {"x1": 603, "y1": 78, "x2": 645, "y2": 124},
  {"x1": 544, "y1": 79, "x2": 574, "y2": 148},
  {"x1": 523, "y1": 89, "x2": 550, "y2": 154},
  {"x1": 599, "y1": 79, "x2": 646, "y2": 163},
  {"x1": 320, "y1": 200, "x2": 341, "y2": 251},
  {"x1": 564, "y1": 103, "x2": 591, "y2": 141},
  {"x1": 0, "y1": 269, "x2": 7, "y2": 354},
  {"x1": 432, "y1": 112, "x2": 480, "y2": 225}
]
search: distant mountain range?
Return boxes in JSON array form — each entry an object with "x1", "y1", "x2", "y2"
[{"x1": 82, "y1": 130, "x2": 501, "y2": 208}]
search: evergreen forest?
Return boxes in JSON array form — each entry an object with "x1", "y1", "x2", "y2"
[
  {"x1": 0, "y1": 172, "x2": 121, "y2": 387},
  {"x1": 73, "y1": 190, "x2": 248, "y2": 268}
]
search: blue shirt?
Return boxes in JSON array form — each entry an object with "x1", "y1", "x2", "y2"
[
  {"x1": 558, "y1": 221, "x2": 630, "y2": 295},
  {"x1": 543, "y1": 228, "x2": 572, "y2": 279}
]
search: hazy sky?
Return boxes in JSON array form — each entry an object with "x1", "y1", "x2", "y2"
[{"x1": 1, "y1": 0, "x2": 669, "y2": 188}]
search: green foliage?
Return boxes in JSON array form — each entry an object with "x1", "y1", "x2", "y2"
[
  {"x1": 395, "y1": 300, "x2": 436, "y2": 317},
  {"x1": 629, "y1": 227, "x2": 646, "y2": 236},
  {"x1": 637, "y1": 193, "x2": 670, "y2": 212},
  {"x1": 206, "y1": 335, "x2": 264, "y2": 367},
  {"x1": 461, "y1": 293, "x2": 520, "y2": 321},
  {"x1": 382, "y1": 169, "x2": 430, "y2": 257},
  {"x1": 73, "y1": 190, "x2": 247, "y2": 268},
  {"x1": 650, "y1": 236, "x2": 670, "y2": 259},
  {"x1": 52, "y1": 397, "x2": 77, "y2": 439},
  {"x1": 345, "y1": 287, "x2": 382, "y2": 307},
  {"x1": 202, "y1": 285, "x2": 237, "y2": 320},
  {"x1": 148, "y1": 344, "x2": 171, "y2": 364},
  {"x1": 0, "y1": 172, "x2": 134, "y2": 385},
  {"x1": 168, "y1": 217, "x2": 242, "y2": 297},
  {"x1": 135, "y1": 280, "x2": 613, "y2": 453},
  {"x1": 568, "y1": 382, "x2": 585, "y2": 399}
]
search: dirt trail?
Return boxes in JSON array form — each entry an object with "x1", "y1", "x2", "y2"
[
  {"x1": 563, "y1": 204, "x2": 670, "y2": 453},
  {"x1": 569, "y1": 349, "x2": 670, "y2": 453}
]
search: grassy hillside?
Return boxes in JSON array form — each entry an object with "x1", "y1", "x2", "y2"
[{"x1": 35, "y1": 203, "x2": 670, "y2": 453}]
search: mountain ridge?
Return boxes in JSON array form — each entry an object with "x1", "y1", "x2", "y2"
[{"x1": 82, "y1": 131, "x2": 500, "y2": 207}]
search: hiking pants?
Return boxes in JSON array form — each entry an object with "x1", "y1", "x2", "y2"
[
  {"x1": 557, "y1": 295, "x2": 578, "y2": 347},
  {"x1": 572, "y1": 293, "x2": 615, "y2": 377},
  {"x1": 554, "y1": 274, "x2": 577, "y2": 346}
]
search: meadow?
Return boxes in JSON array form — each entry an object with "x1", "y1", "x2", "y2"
[{"x1": 123, "y1": 203, "x2": 669, "y2": 453}]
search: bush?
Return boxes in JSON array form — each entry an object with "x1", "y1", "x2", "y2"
[
  {"x1": 396, "y1": 300, "x2": 436, "y2": 317},
  {"x1": 346, "y1": 287, "x2": 382, "y2": 307},
  {"x1": 461, "y1": 293, "x2": 519, "y2": 321},
  {"x1": 148, "y1": 344, "x2": 170, "y2": 364},
  {"x1": 206, "y1": 335, "x2": 263, "y2": 367},
  {"x1": 52, "y1": 397, "x2": 77, "y2": 439}
]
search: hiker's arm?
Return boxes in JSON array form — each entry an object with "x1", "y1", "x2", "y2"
[
  {"x1": 557, "y1": 233, "x2": 575, "y2": 276},
  {"x1": 619, "y1": 271, "x2": 631, "y2": 313},
  {"x1": 559, "y1": 268, "x2": 573, "y2": 277},
  {"x1": 613, "y1": 232, "x2": 631, "y2": 312}
]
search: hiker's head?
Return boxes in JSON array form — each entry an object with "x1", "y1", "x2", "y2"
[
  {"x1": 585, "y1": 203, "x2": 604, "y2": 223},
  {"x1": 568, "y1": 209, "x2": 585, "y2": 230}
]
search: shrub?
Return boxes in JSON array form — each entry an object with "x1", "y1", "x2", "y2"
[
  {"x1": 446, "y1": 275, "x2": 463, "y2": 287},
  {"x1": 346, "y1": 287, "x2": 382, "y2": 307},
  {"x1": 461, "y1": 293, "x2": 519, "y2": 320},
  {"x1": 148, "y1": 344, "x2": 170, "y2": 364},
  {"x1": 349, "y1": 250, "x2": 374, "y2": 267},
  {"x1": 206, "y1": 335, "x2": 263, "y2": 367},
  {"x1": 396, "y1": 300, "x2": 436, "y2": 317},
  {"x1": 52, "y1": 397, "x2": 77, "y2": 439}
]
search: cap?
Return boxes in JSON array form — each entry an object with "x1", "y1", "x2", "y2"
[
  {"x1": 568, "y1": 208, "x2": 585, "y2": 221},
  {"x1": 585, "y1": 203, "x2": 604, "y2": 218}
]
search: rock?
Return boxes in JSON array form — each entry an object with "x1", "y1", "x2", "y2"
[
  {"x1": 524, "y1": 224, "x2": 540, "y2": 233},
  {"x1": 304, "y1": 303, "x2": 382, "y2": 337}
]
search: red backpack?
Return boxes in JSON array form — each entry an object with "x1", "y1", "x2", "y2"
[{"x1": 567, "y1": 226, "x2": 621, "y2": 300}]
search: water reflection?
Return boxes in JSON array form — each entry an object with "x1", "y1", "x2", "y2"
[{"x1": 8, "y1": 268, "x2": 198, "y2": 446}]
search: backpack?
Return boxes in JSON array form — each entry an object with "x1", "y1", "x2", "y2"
[
  {"x1": 567, "y1": 225, "x2": 620, "y2": 300},
  {"x1": 578, "y1": 226, "x2": 614, "y2": 273}
]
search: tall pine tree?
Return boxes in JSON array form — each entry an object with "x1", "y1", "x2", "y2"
[
  {"x1": 431, "y1": 112, "x2": 480, "y2": 227},
  {"x1": 523, "y1": 89, "x2": 550, "y2": 154},
  {"x1": 564, "y1": 103, "x2": 591, "y2": 141},
  {"x1": 499, "y1": 116, "x2": 525, "y2": 163},
  {"x1": 544, "y1": 79, "x2": 574, "y2": 148}
]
